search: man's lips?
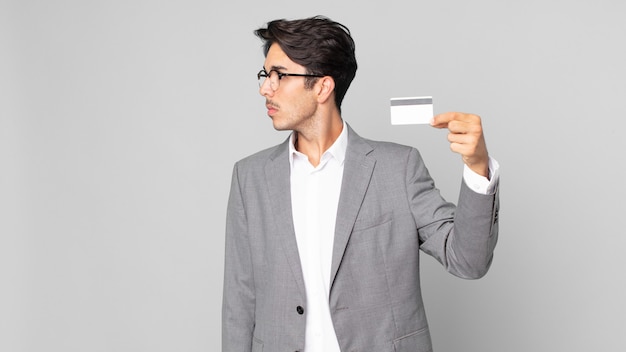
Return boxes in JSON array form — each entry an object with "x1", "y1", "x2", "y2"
[{"x1": 266, "y1": 103, "x2": 278, "y2": 115}]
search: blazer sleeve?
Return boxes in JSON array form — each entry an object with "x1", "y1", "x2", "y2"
[
  {"x1": 406, "y1": 148, "x2": 500, "y2": 279},
  {"x1": 222, "y1": 162, "x2": 255, "y2": 352}
]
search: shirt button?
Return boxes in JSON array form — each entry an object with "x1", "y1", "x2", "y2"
[{"x1": 296, "y1": 306, "x2": 304, "y2": 315}]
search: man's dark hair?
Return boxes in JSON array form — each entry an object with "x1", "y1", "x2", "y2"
[{"x1": 254, "y1": 16, "x2": 358, "y2": 112}]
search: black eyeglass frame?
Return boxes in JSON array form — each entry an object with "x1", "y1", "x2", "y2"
[{"x1": 257, "y1": 68, "x2": 324, "y2": 88}]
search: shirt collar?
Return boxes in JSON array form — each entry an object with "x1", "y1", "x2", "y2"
[{"x1": 289, "y1": 120, "x2": 348, "y2": 168}]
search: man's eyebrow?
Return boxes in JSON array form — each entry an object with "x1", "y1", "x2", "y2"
[{"x1": 268, "y1": 65, "x2": 287, "y2": 71}]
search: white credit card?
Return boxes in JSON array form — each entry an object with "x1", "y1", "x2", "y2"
[{"x1": 390, "y1": 96, "x2": 433, "y2": 125}]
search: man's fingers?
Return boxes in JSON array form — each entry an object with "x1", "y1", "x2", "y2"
[
  {"x1": 433, "y1": 113, "x2": 483, "y2": 136},
  {"x1": 430, "y1": 112, "x2": 455, "y2": 128},
  {"x1": 448, "y1": 132, "x2": 475, "y2": 145},
  {"x1": 430, "y1": 111, "x2": 489, "y2": 176},
  {"x1": 431, "y1": 112, "x2": 482, "y2": 129}
]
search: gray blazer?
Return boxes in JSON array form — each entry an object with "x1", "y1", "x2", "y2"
[{"x1": 223, "y1": 124, "x2": 499, "y2": 352}]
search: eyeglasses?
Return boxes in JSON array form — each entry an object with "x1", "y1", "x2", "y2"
[{"x1": 257, "y1": 68, "x2": 324, "y2": 91}]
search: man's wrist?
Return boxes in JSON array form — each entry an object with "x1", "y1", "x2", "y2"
[{"x1": 463, "y1": 157, "x2": 500, "y2": 195}]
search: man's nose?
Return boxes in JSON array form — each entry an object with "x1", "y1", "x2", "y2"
[{"x1": 259, "y1": 79, "x2": 273, "y2": 97}]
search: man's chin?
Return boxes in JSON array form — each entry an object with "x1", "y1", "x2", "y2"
[{"x1": 271, "y1": 120, "x2": 290, "y2": 131}]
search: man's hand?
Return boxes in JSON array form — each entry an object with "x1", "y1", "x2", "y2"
[{"x1": 431, "y1": 112, "x2": 490, "y2": 178}]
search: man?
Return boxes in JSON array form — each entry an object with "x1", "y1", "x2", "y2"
[{"x1": 223, "y1": 16, "x2": 499, "y2": 352}]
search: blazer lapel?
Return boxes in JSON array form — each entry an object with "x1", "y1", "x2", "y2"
[
  {"x1": 265, "y1": 138, "x2": 306, "y2": 298},
  {"x1": 330, "y1": 126, "x2": 376, "y2": 288}
]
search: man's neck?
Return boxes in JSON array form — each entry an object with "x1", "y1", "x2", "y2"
[{"x1": 294, "y1": 112, "x2": 343, "y2": 167}]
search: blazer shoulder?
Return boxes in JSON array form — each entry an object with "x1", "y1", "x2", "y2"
[
  {"x1": 360, "y1": 136, "x2": 419, "y2": 159},
  {"x1": 234, "y1": 140, "x2": 287, "y2": 169},
  {"x1": 345, "y1": 126, "x2": 424, "y2": 167}
]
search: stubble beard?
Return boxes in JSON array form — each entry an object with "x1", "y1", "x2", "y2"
[{"x1": 272, "y1": 101, "x2": 318, "y2": 133}]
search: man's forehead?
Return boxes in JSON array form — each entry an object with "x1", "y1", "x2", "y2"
[{"x1": 263, "y1": 43, "x2": 301, "y2": 71}]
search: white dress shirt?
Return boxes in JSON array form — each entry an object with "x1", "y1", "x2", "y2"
[{"x1": 289, "y1": 122, "x2": 498, "y2": 352}]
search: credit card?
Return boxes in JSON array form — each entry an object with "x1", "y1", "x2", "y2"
[{"x1": 390, "y1": 96, "x2": 433, "y2": 125}]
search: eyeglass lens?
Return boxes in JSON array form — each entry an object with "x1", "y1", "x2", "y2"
[{"x1": 258, "y1": 71, "x2": 278, "y2": 89}]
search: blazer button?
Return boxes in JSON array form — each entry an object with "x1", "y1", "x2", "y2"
[{"x1": 296, "y1": 306, "x2": 304, "y2": 315}]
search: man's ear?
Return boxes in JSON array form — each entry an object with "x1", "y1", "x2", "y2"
[{"x1": 316, "y1": 76, "x2": 336, "y2": 105}]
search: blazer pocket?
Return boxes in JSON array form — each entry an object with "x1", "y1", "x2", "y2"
[
  {"x1": 393, "y1": 327, "x2": 432, "y2": 352},
  {"x1": 353, "y1": 212, "x2": 393, "y2": 232},
  {"x1": 252, "y1": 336, "x2": 263, "y2": 352}
]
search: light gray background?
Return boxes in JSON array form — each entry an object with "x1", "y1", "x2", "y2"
[{"x1": 2, "y1": 0, "x2": 625, "y2": 351}]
